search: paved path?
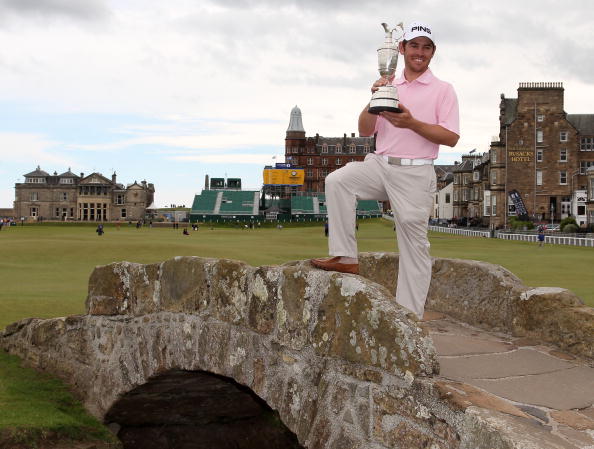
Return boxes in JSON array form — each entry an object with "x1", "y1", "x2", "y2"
[{"x1": 422, "y1": 311, "x2": 594, "y2": 448}]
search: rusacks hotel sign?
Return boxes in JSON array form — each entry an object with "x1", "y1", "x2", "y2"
[{"x1": 508, "y1": 149, "x2": 533, "y2": 162}]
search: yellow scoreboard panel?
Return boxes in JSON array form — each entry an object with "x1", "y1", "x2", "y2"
[{"x1": 263, "y1": 168, "x2": 305, "y2": 185}]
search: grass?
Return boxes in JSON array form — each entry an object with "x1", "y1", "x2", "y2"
[
  {"x1": 0, "y1": 219, "x2": 592, "y2": 444},
  {"x1": 0, "y1": 220, "x2": 592, "y2": 331},
  {"x1": 0, "y1": 350, "x2": 119, "y2": 447}
]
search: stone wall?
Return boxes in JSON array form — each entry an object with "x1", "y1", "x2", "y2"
[{"x1": 359, "y1": 252, "x2": 593, "y2": 360}]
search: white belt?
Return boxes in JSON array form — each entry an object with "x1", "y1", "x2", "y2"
[{"x1": 379, "y1": 154, "x2": 434, "y2": 166}]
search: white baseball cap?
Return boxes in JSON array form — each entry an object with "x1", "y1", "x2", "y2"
[{"x1": 404, "y1": 21, "x2": 435, "y2": 44}]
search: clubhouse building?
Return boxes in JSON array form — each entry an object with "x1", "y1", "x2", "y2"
[{"x1": 13, "y1": 168, "x2": 155, "y2": 222}]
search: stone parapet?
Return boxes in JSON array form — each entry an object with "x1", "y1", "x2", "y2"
[{"x1": 359, "y1": 252, "x2": 593, "y2": 361}]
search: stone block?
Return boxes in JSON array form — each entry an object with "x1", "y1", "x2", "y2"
[{"x1": 312, "y1": 273, "x2": 437, "y2": 378}]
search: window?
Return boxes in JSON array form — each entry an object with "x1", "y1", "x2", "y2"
[
  {"x1": 580, "y1": 161, "x2": 594, "y2": 175},
  {"x1": 491, "y1": 171, "x2": 497, "y2": 185},
  {"x1": 445, "y1": 193, "x2": 451, "y2": 203},
  {"x1": 591, "y1": 179, "x2": 594, "y2": 200},
  {"x1": 61, "y1": 192, "x2": 68, "y2": 201},
  {"x1": 364, "y1": 146, "x2": 371, "y2": 154},
  {"x1": 581, "y1": 137, "x2": 594, "y2": 151},
  {"x1": 306, "y1": 169, "x2": 313, "y2": 177},
  {"x1": 537, "y1": 114, "x2": 544, "y2": 122},
  {"x1": 537, "y1": 149, "x2": 543, "y2": 162},
  {"x1": 492, "y1": 195, "x2": 497, "y2": 215},
  {"x1": 292, "y1": 147, "x2": 299, "y2": 154},
  {"x1": 349, "y1": 145, "x2": 356, "y2": 154},
  {"x1": 536, "y1": 170, "x2": 543, "y2": 186},
  {"x1": 463, "y1": 175, "x2": 468, "y2": 185},
  {"x1": 327, "y1": 145, "x2": 336, "y2": 153},
  {"x1": 307, "y1": 157, "x2": 313, "y2": 166},
  {"x1": 26, "y1": 177, "x2": 45, "y2": 184},
  {"x1": 335, "y1": 158, "x2": 342, "y2": 165},
  {"x1": 560, "y1": 131, "x2": 568, "y2": 142},
  {"x1": 454, "y1": 174, "x2": 460, "y2": 185},
  {"x1": 463, "y1": 189, "x2": 468, "y2": 201},
  {"x1": 536, "y1": 130, "x2": 543, "y2": 143},
  {"x1": 322, "y1": 144, "x2": 328, "y2": 153},
  {"x1": 560, "y1": 171, "x2": 567, "y2": 185},
  {"x1": 453, "y1": 191, "x2": 458, "y2": 201},
  {"x1": 121, "y1": 208, "x2": 127, "y2": 218},
  {"x1": 60, "y1": 178, "x2": 74, "y2": 184},
  {"x1": 322, "y1": 158, "x2": 328, "y2": 166},
  {"x1": 335, "y1": 144, "x2": 342, "y2": 153},
  {"x1": 473, "y1": 171, "x2": 479, "y2": 181},
  {"x1": 30, "y1": 192, "x2": 38, "y2": 201},
  {"x1": 30, "y1": 207, "x2": 38, "y2": 217},
  {"x1": 559, "y1": 149, "x2": 567, "y2": 162},
  {"x1": 483, "y1": 191, "x2": 491, "y2": 216},
  {"x1": 116, "y1": 194, "x2": 125, "y2": 205},
  {"x1": 55, "y1": 207, "x2": 60, "y2": 217},
  {"x1": 491, "y1": 150, "x2": 497, "y2": 164},
  {"x1": 356, "y1": 145, "x2": 364, "y2": 153}
]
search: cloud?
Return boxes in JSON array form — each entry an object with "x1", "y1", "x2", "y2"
[
  {"x1": 0, "y1": 132, "x2": 74, "y2": 166},
  {"x1": 0, "y1": 0, "x2": 111, "y2": 22},
  {"x1": 170, "y1": 153, "x2": 281, "y2": 165}
]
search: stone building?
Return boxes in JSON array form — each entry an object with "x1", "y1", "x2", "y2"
[
  {"x1": 14, "y1": 167, "x2": 155, "y2": 221},
  {"x1": 488, "y1": 82, "x2": 594, "y2": 228},
  {"x1": 284, "y1": 106, "x2": 374, "y2": 193}
]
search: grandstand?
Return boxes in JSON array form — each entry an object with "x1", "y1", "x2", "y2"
[
  {"x1": 189, "y1": 175, "x2": 383, "y2": 223},
  {"x1": 190, "y1": 190, "x2": 260, "y2": 221},
  {"x1": 290, "y1": 194, "x2": 382, "y2": 217}
]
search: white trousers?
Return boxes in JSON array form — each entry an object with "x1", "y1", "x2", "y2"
[{"x1": 325, "y1": 153, "x2": 436, "y2": 318}]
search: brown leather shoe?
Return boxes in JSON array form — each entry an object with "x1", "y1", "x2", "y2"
[{"x1": 310, "y1": 257, "x2": 359, "y2": 275}]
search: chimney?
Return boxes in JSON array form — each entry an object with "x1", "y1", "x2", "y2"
[
  {"x1": 80, "y1": 172, "x2": 84, "y2": 178},
  {"x1": 205, "y1": 175, "x2": 209, "y2": 190},
  {"x1": 112, "y1": 172, "x2": 117, "y2": 183}
]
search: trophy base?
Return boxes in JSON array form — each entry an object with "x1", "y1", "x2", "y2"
[
  {"x1": 368, "y1": 105, "x2": 402, "y2": 115},
  {"x1": 369, "y1": 87, "x2": 401, "y2": 114}
]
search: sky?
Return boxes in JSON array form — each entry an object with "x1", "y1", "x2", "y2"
[{"x1": 1, "y1": 0, "x2": 594, "y2": 208}]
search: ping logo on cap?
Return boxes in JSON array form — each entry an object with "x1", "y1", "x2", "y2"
[{"x1": 411, "y1": 25, "x2": 431, "y2": 35}]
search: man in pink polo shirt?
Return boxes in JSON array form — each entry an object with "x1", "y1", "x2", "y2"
[{"x1": 312, "y1": 21, "x2": 459, "y2": 319}]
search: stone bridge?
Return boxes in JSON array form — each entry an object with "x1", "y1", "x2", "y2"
[{"x1": 1, "y1": 253, "x2": 593, "y2": 449}]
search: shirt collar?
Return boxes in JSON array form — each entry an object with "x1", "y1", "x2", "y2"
[{"x1": 395, "y1": 68, "x2": 434, "y2": 85}]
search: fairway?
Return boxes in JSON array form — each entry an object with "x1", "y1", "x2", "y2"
[{"x1": 0, "y1": 220, "x2": 592, "y2": 330}]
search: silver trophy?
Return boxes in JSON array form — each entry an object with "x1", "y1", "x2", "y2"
[{"x1": 368, "y1": 22, "x2": 405, "y2": 114}]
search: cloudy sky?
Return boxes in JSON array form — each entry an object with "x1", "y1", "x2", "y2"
[{"x1": 1, "y1": 0, "x2": 593, "y2": 208}]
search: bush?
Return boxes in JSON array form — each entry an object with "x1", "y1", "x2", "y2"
[
  {"x1": 509, "y1": 217, "x2": 534, "y2": 230},
  {"x1": 562, "y1": 223, "x2": 579, "y2": 233},
  {"x1": 559, "y1": 216, "x2": 578, "y2": 232}
]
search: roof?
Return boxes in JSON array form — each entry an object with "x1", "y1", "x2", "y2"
[
  {"x1": 315, "y1": 136, "x2": 374, "y2": 145},
  {"x1": 287, "y1": 105, "x2": 305, "y2": 132},
  {"x1": 23, "y1": 166, "x2": 49, "y2": 177},
  {"x1": 58, "y1": 168, "x2": 79, "y2": 178},
  {"x1": 452, "y1": 159, "x2": 474, "y2": 172},
  {"x1": 567, "y1": 114, "x2": 594, "y2": 135}
]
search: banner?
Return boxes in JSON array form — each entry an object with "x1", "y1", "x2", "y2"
[{"x1": 508, "y1": 189, "x2": 529, "y2": 220}]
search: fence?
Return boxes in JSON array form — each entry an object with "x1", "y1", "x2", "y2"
[
  {"x1": 427, "y1": 225, "x2": 492, "y2": 238},
  {"x1": 497, "y1": 232, "x2": 594, "y2": 247},
  {"x1": 384, "y1": 215, "x2": 594, "y2": 248}
]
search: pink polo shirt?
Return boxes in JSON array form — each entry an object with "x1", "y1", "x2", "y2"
[{"x1": 374, "y1": 68, "x2": 459, "y2": 159}]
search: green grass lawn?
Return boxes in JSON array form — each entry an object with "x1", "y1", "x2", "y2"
[
  {"x1": 0, "y1": 350, "x2": 119, "y2": 447},
  {"x1": 0, "y1": 220, "x2": 592, "y2": 331},
  {"x1": 0, "y1": 219, "x2": 592, "y2": 444}
]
